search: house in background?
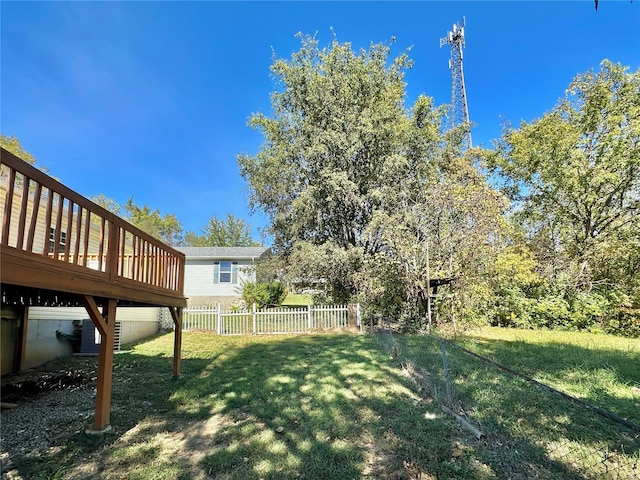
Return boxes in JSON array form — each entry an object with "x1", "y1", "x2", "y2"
[{"x1": 176, "y1": 246, "x2": 268, "y2": 308}]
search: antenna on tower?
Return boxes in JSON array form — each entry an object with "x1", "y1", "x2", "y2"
[{"x1": 440, "y1": 17, "x2": 472, "y2": 149}]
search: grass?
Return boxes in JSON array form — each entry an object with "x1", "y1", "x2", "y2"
[
  {"x1": 387, "y1": 327, "x2": 640, "y2": 480},
  {"x1": 456, "y1": 327, "x2": 640, "y2": 424},
  {"x1": 8, "y1": 333, "x2": 485, "y2": 479},
  {"x1": 6, "y1": 329, "x2": 639, "y2": 479},
  {"x1": 281, "y1": 293, "x2": 313, "y2": 306}
]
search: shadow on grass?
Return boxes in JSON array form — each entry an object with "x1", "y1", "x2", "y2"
[
  {"x1": 167, "y1": 334, "x2": 468, "y2": 479},
  {"x1": 395, "y1": 333, "x2": 640, "y2": 480},
  {"x1": 7, "y1": 333, "x2": 490, "y2": 479}
]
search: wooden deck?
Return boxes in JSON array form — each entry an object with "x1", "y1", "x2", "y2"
[
  {"x1": 1, "y1": 147, "x2": 186, "y2": 431},
  {"x1": 1, "y1": 148, "x2": 186, "y2": 308}
]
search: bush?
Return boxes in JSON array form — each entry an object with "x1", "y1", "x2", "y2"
[
  {"x1": 488, "y1": 286, "x2": 639, "y2": 337},
  {"x1": 242, "y1": 282, "x2": 287, "y2": 308}
]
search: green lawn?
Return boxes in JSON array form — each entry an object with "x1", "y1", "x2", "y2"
[
  {"x1": 8, "y1": 333, "x2": 479, "y2": 480},
  {"x1": 281, "y1": 293, "x2": 313, "y2": 306},
  {"x1": 388, "y1": 327, "x2": 640, "y2": 480},
  {"x1": 456, "y1": 327, "x2": 640, "y2": 424},
  {"x1": 6, "y1": 329, "x2": 639, "y2": 480}
]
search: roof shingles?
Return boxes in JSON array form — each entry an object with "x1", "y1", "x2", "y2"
[{"x1": 176, "y1": 246, "x2": 268, "y2": 259}]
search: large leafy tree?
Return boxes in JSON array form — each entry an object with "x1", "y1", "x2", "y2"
[
  {"x1": 238, "y1": 33, "x2": 425, "y2": 254},
  {"x1": 488, "y1": 60, "x2": 639, "y2": 290},
  {"x1": 183, "y1": 213, "x2": 259, "y2": 247},
  {"x1": 238, "y1": 34, "x2": 446, "y2": 303},
  {"x1": 238, "y1": 33, "x2": 500, "y2": 321},
  {"x1": 483, "y1": 60, "x2": 639, "y2": 335}
]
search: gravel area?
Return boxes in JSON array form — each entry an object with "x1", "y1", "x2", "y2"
[{"x1": 1, "y1": 372, "x2": 95, "y2": 477}]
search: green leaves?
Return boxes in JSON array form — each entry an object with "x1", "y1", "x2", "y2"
[
  {"x1": 491, "y1": 60, "x2": 640, "y2": 288},
  {"x1": 238, "y1": 35, "x2": 638, "y2": 335},
  {"x1": 238, "y1": 33, "x2": 506, "y2": 326},
  {"x1": 90, "y1": 195, "x2": 183, "y2": 246},
  {"x1": 483, "y1": 60, "x2": 640, "y2": 335},
  {"x1": 1, "y1": 135, "x2": 37, "y2": 165},
  {"x1": 242, "y1": 281, "x2": 287, "y2": 308},
  {"x1": 124, "y1": 197, "x2": 183, "y2": 246},
  {"x1": 238, "y1": 34, "x2": 415, "y2": 253},
  {"x1": 184, "y1": 213, "x2": 259, "y2": 247}
]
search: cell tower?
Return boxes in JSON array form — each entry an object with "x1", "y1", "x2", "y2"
[{"x1": 440, "y1": 17, "x2": 472, "y2": 149}]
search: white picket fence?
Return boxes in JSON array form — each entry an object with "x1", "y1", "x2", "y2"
[{"x1": 183, "y1": 304, "x2": 359, "y2": 335}]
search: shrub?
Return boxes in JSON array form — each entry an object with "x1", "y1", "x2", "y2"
[{"x1": 242, "y1": 282, "x2": 287, "y2": 308}]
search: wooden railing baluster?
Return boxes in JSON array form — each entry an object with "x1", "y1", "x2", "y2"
[
  {"x1": 3, "y1": 168, "x2": 16, "y2": 245},
  {"x1": 1, "y1": 149, "x2": 185, "y2": 301},
  {"x1": 17, "y1": 177, "x2": 30, "y2": 250},
  {"x1": 26, "y1": 182, "x2": 42, "y2": 251}
]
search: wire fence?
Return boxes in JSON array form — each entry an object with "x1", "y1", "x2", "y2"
[{"x1": 372, "y1": 322, "x2": 640, "y2": 480}]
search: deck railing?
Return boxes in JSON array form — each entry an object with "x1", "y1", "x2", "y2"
[{"x1": 1, "y1": 148, "x2": 185, "y2": 299}]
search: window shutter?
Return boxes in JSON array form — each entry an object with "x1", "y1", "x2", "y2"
[
  {"x1": 232, "y1": 262, "x2": 238, "y2": 284},
  {"x1": 213, "y1": 262, "x2": 219, "y2": 284}
]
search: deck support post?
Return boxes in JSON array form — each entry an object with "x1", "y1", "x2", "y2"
[
  {"x1": 79, "y1": 295, "x2": 117, "y2": 432},
  {"x1": 169, "y1": 306, "x2": 183, "y2": 377}
]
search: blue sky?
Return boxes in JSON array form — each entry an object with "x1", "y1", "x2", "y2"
[{"x1": 2, "y1": 1, "x2": 639, "y2": 242}]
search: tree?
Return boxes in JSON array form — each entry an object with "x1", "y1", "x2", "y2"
[
  {"x1": 238, "y1": 32, "x2": 494, "y2": 326},
  {"x1": 1, "y1": 135, "x2": 37, "y2": 165},
  {"x1": 91, "y1": 193, "x2": 123, "y2": 216},
  {"x1": 0, "y1": 135, "x2": 51, "y2": 181},
  {"x1": 184, "y1": 213, "x2": 259, "y2": 247},
  {"x1": 368, "y1": 154, "x2": 506, "y2": 328},
  {"x1": 238, "y1": 33, "x2": 423, "y2": 255},
  {"x1": 286, "y1": 240, "x2": 363, "y2": 303},
  {"x1": 90, "y1": 195, "x2": 184, "y2": 246},
  {"x1": 484, "y1": 60, "x2": 640, "y2": 335},
  {"x1": 124, "y1": 198, "x2": 183, "y2": 246},
  {"x1": 488, "y1": 60, "x2": 639, "y2": 290}
]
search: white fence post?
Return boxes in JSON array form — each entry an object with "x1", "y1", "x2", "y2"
[
  {"x1": 182, "y1": 303, "x2": 351, "y2": 335},
  {"x1": 252, "y1": 303, "x2": 257, "y2": 334}
]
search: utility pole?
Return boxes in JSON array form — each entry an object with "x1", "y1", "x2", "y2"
[{"x1": 440, "y1": 17, "x2": 472, "y2": 150}]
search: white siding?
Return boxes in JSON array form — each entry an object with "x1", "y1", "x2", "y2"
[
  {"x1": 183, "y1": 259, "x2": 256, "y2": 298},
  {"x1": 29, "y1": 306, "x2": 160, "y2": 325},
  {"x1": 18, "y1": 307, "x2": 162, "y2": 369}
]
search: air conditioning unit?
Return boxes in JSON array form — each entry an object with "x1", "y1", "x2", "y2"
[{"x1": 80, "y1": 319, "x2": 122, "y2": 354}]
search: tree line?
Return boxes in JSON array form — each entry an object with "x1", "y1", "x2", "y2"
[
  {"x1": 4, "y1": 35, "x2": 637, "y2": 336},
  {"x1": 237, "y1": 35, "x2": 639, "y2": 337}
]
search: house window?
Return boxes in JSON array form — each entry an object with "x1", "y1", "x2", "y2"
[
  {"x1": 48, "y1": 227, "x2": 66, "y2": 254},
  {"x1": 213, "y1": 261, "x2": 238, "y2": 284}
]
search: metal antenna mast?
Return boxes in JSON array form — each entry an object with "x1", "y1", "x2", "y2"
[{"x1": 440, "y1": 17, "x2": 472, "y2": 149}]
